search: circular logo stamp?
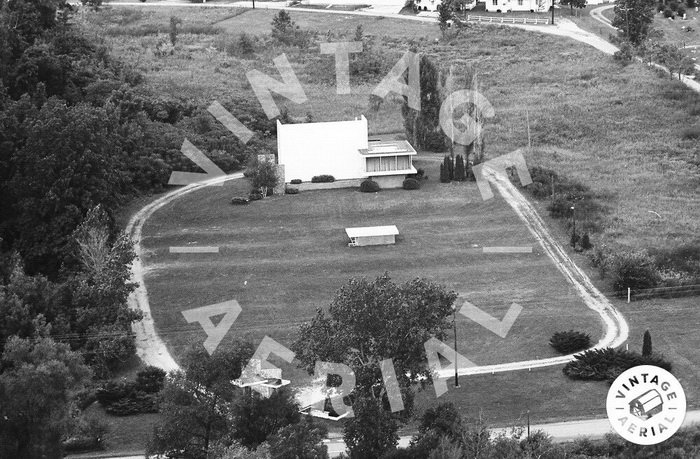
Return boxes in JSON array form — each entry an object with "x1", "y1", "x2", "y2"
[{"x1": 606, "y1": 365, "x2": 687, "y2": 445}]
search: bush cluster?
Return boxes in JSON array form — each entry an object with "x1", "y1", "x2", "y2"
[
  {"x1": 285, "y1": 187, "x2": 299, "y2": 195},
  {"x1": 549, "y1": 330, "x2": 591, "y2": 354},
  {"x1": 248, "y1": 191, "x2": 264, "y2": 201},
  {"x1": 360, "y1": 179, "x2": 381, "y2": 193},
  {"x1": 562, "y1": 348, "x2": 672, "y2": 382},
  {"x1": 96, "y1": 366, "x2": 165, "y2": 416},
  {"x1": 231, "y1": 197, "x2": 249, "y2": 205},
  {"x1": 311, "y1": 175, "x2": 335, "y2": 183},
  {"x1": 290, "y1": 179, "x2": 302, "y2": 184},
  {"x1": 595, "y1": 249, "x2": 662, "y2": 294},
  {"x1": 402, "y1": 178, "x2": 420, "y2": 190}
]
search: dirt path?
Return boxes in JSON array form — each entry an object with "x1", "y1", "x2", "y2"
[
  {"x1": 125, "y1": 173, "x2": 244, "y2": 372},
  {"x1": 436, "y1": 163, "x2": 629, "y2": 378}
]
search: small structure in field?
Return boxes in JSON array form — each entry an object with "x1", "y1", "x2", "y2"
[
  {"x1": 277, "y1": 116, "x2": 417, "y2": 188},
  {"x1": 346, "y1": 225, "x2": 399, "y2": 247}
]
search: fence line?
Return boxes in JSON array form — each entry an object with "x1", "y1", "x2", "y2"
[{"x1": 466, "y1": 14, "x2": 550, "y2": 25}]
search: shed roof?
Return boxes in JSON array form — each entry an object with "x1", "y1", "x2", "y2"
[{"x1": 345, "y1": 225, "x2": 399, "y2": 238}]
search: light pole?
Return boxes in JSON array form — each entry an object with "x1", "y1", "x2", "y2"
[
  {"x1": 453, "y1": 304, "x2": 460, "y2": 388},
  {"x1": 527, "y1": 409, "x2": 531, "y2": 440}
]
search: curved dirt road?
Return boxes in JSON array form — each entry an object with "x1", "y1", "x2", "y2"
[
  {"x1": 125, "y1": 173, "x2": 244, "y2": 372},
  {"x1": 437, "y1": 164, "x2": 629, "y2": 378},
  {"x1": 127, "y1": 170, "x2": 628, "y2": 376}
]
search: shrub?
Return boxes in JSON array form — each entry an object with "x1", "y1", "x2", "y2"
[
  {"x1": 231, "y1": 197, "x2": 249, "y2": 205},
  {"x1": 677, "y1": 5, "x2": 686, "y2": 15},
  {"x1": 311, "y1": 175, "x2": 335, "y2": 183},
  {"x1": 360, "y1": 179, "x2": 381, "y2": 193},
  {"x1": 248, "y1": 192, "x2": 264, "y2": 201},
  {"x1": 562, "y1": 348, "x2": 672, "y2": 382},
  {"x1": 290, "y1": 179, "x2": 302, "y2": 184},
  {"x1": 105, "y1": 392, "x2": 159, "y2": 416},
  {"x1": 547, "y1": 197, "x2": 573, "y2": 218},
  {"x1": 402, "y1": 178, "x2": 420, "y2": 190},
  {"x1": 580, "y1": 233, "x2": 593, "y2": 250},
  {"x1": 285, "y1": 187, "x2": 299, "y2": 194},
  {"x1": 136, "y1": 366, "x2": 166, "y2": 393},
  {"x1": 549, "y1": 330, "x2": 591, "y2": 354},
  {"x1": 96, "y1": 375, "x2": 162, "y2": 416},
  {"x1": 664, "y1": 7, "x2": 674, "y2": 18},
  {"x1": 238, "y1": 32, "x2": 255, "y2": 56},
  {"x1": 609, "y1": 250, "x2": 661, "y2": 294},
  {"x1": 96, "y1": 381, "x2": 135, "y2": 406},
  {"x1": 407, "y1": 168, "x2": 425, "y2": 181},
  {"x1": 75, "y1": 387, "x2": 98, "y2": 411}
]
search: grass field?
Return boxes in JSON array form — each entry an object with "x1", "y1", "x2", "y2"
[
  {"x1": 141, "y1": 157, "x2": 602, "y2": 366},
  {"x1": 90, "y1": 5, "x2": 700, "y2": 443}
]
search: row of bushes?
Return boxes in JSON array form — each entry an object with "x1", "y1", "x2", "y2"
[
  {"x1": 95, "y1": 366, "x2": 165, "y2": 416},
  {"x1": 589, "y1": 243, "x2": 700, "y2": 296},
  {"x1": 359, "y1": 177, "x2": 423, "y2": 193},
  {"x1": 562, "y1": 348, "x2": 672, "y2": 383}
]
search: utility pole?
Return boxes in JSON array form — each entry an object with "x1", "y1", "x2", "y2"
[
  {"x1": 570, "y1": 205, "x2": 577, "y2": 247},
  {"x1": 551, "y1": 0, "x2": 555, "y2": 25}
]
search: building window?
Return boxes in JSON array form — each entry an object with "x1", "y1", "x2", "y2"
[
  {"x1": 365, "y1": 155, "x2": 412, "y2": 173},
  {"x1": 366, "y1": 157, "x2": 381, "y2": 173},
  {"x1": 492, "y1": 0, "x2": 497, "y2": 5},
  {"x1": 518, "y1": 0, "x2": 523, "y2": 5},
  {"x1": 396, "y1": 155, "x2": 410, "y2": 170}
]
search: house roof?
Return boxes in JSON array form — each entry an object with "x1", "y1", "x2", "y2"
[
  {"x1": 345, "y1": 225, "x2": 399, "y2": 238},
  {"x1": 359, "y1": 140, "x2": 417, "y2": 157}
]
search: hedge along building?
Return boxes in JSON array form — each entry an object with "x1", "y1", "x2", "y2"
[{"x1": 276, "y1": 115, "x2": 417, "y2": 188}]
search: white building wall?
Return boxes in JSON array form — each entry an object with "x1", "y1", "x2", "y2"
[{"x1": 277, "y1": 116, "x2": 368, "y2": 182}]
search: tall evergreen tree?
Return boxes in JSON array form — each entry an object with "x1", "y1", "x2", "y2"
[
  {"x1": 454, "y1": 155, "x2": 466, "y2": 181},
  {"x1": 402, "y1": 55, "x2": 447, "y2": 152},
  {"x1": 642, "y1": 330, "x2": 652, "y2": 357},
  {"x1": 439, "y1": 163, "x2": 449, "y2": 183}
]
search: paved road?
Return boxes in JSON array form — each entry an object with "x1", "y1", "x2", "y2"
[
  {"x1": 73, "y1": 410, "x2": 700, "y2": 458},
  {"x1": 590, "y1": 4, "x2": 616, "y2": 30},
  {"x1": 323, "y1": 410, "x2": 700, "y2": 457}
]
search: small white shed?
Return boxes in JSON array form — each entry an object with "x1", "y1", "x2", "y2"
[{"x1": 346, "y1": 226, "x2": 399, "y2": 247}]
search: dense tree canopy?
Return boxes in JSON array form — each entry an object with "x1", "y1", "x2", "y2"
[
  {"x1": 612, "y1": 0, "x2": 656, "y2": 45},
  {"x1": 0, "y1": 335, "x2": 92, "y2": 459},
  {"x1": 293, "y1": 274, "x2": 457, "y2": 456}
]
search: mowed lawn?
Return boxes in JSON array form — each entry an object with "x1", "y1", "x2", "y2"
[{"x1": 140, "y1": 158, "x2": 603, "y2": 373}]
